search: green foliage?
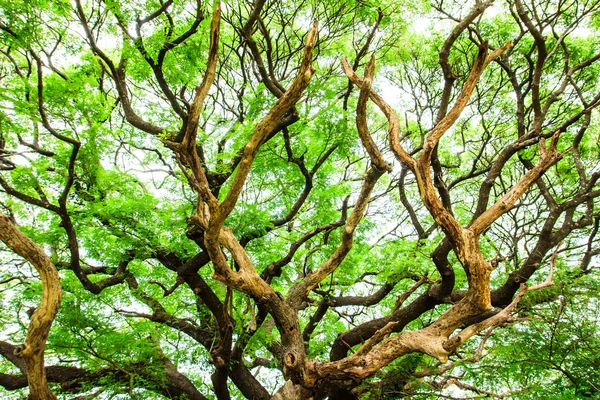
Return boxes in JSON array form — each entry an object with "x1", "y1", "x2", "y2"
[{"x1": 0, "y1": 0, "x2": 599, "y2": 398}]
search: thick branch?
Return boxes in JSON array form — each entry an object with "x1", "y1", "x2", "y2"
[
  {"x1": 341, "y1": 57, "x2": 414, "y2": 169},
  {"x1": 470, "y1": 132, "x2": 564, "y2": 236},
  {"x1": 214, "y1": 22, "x2": 318, "y2": 228},
  {"x1": 287, "y1": 166, "x2": 384, "y2": 308},
  {"x1": 179, "y1": 1, "x2": 222, "y2": 208},
  {"x1": 355, "y1": 55, "x2": 392, "y2": 172},
  {"x1": 0, "y1": 214, "x2": 62, "y2": 399}
]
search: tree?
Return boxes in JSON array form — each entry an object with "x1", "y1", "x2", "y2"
[{"x1": 1, "y1": 0, "x2": 599, "y2": 398}]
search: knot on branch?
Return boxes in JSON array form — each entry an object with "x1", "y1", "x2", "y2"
[
  {"x1": 210, "y1": 354, "x2": 226, "y2": 368},
  {"x1": 442, "y1": 335, "x2": 462, "y2": 353},
  {"x1": 374, "y1": 161, "x2": 393, "y2": 174},
  {"x1": 539, "y1": 130, "x2": 566, "y2": 162},
  {"x1": 478, "y1": 40, "x2": 489, "y2": 54},
  {"x1": 285, "y1": 352, "x2": 297, "y2": 368},
  {"x1": 13, "y1": 344, "x2": 25, "y2": 356}
]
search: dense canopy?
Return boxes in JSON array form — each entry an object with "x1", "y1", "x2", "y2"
[{"x1": 1, "y1": 0, "x2": 599, "y2": 398}]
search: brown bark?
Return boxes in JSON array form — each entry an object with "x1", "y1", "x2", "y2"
[
  {"x1": 2, "y1": 1, "x2": 600, "y2": 398},
  {"x1": 0, "y1": 340, "x2": 209, "y2": 400},
  {"x1": 355, "y1": 55, "x2": 392, "y2": 173},
  {"x1": 0, "y1": 214, "x2": 62, "y2": 399},
  {"x1": 324, "y1": 35, "x2": 568, "y2": 390},
  {"x1": 341, "y1": 44, "x2": 513, "y2": 319},
  {"x1": 287, "y1": 166, "x2": 385, "y2": 308},
  {"x1": 178, "y1": 0, "x2": 222, "y2": 207},
  {"x1": 176, "y1": 22, "x2": 320, "y2": 387}
]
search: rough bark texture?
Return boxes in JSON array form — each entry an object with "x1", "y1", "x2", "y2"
[
  {"x1": 2, "y1": 1, "x2": 600, "y2": 399},
  {"x1": 0, "y1": 214, "x2": 62, "y2": 399}
]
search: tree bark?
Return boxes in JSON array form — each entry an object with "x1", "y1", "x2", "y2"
[{"x1": 0, "y1": 214, "x2": 62, "y2": 399}]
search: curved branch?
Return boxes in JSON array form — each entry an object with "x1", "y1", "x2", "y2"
[
  {"x1": 355, "y1": 55, "x2": 392, "y2": 172},
  {"x1": 0, "y1": 343, "x2": 209, "y2": 400},
  {"x1": 341, "y1": 57, "x2": 415, "y2": 169},
  {"x1": 74, "y1": 0, "x2": 166, "y2": 136},
  {"x1": 214, "y1": 22, "x2": 318, "y2": 228},
  {"x1": 0, "y1": 214, "x2": 62, "y2": 399},
  {"x1": 287, "y1": 166, "x2": 384, "y2": 308}
]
